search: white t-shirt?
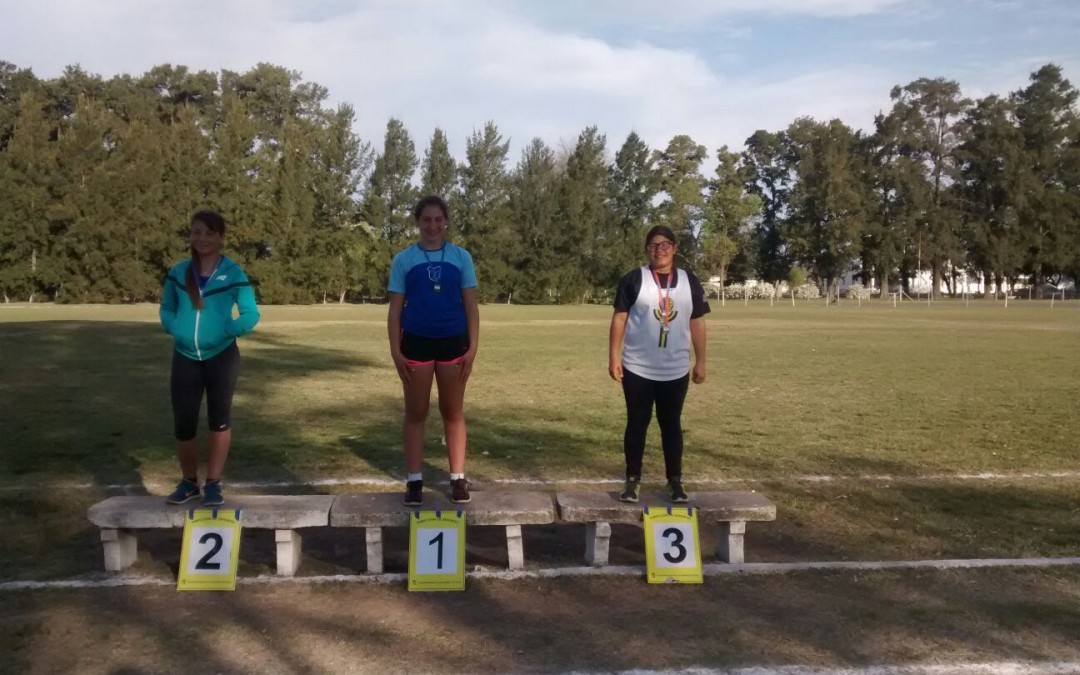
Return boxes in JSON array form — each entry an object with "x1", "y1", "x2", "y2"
[{"x1": 621, "y1": 267, "x2": 696, "y2": 381}]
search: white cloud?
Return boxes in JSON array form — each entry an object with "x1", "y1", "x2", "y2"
[
  {"x1": 513, "y1": 0, "x2": 912, "y2": 23},
  {"x1": 872, "y1": 39, "x2": 937, "y2": 52},
  {"x1": 0, "y1": 0, "x2": 1070, "y2": 168}
]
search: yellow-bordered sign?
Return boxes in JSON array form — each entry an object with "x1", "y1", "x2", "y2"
[
  {"x1": 408, "y1": 509, "x2": 466, "y2": 591},
  {"x1": 643, "y1": 505, "x2": 703, "y2": 584},
  {"x1": 177, "y1": 508, "x2": 242, "y2": 591}
]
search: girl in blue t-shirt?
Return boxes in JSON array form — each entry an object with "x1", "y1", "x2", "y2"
[{"x1": 387, "y1": 196, "x2": 480, "y2": 505}]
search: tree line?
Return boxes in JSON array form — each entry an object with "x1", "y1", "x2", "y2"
[{"x1": 0, "y1": 60, "x2": 1076, "y2": 304}]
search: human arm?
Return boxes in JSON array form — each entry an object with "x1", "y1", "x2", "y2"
[
  {"x1": 608, "y1": 311, "x2": 628, "y2": 382},
  {"x1": 690, "y1": 317, "x2": 707, "y2": 384},
  {"x1": 459, "y1": 287, "x2": 479, "y2": 383},
  {"x1": 387, "y1": 292, "x2": 412, "y2": 384}
]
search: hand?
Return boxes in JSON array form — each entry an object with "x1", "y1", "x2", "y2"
[
  {"x1": 392, "y1": 353, "x2": 413, "y2": 385},
  {"x1": 459, "y1": 349, "x2": 476, "y2": 384},
  {"x1": 692, "y1": 361, "x2": 706, "y2": 384},
  {"x1": 609, "y1": 359, "x2": 623, "y2": 382}
]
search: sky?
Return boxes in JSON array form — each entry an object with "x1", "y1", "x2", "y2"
[{"x1": 3, "y1": 0, "x2": 1079, "y2": 162}]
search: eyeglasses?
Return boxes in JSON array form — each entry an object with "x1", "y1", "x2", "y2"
[{"x1": 646, "y1": 242, "x2": 674, "y2": 252}]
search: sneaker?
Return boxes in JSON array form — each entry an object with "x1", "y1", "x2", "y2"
[
  {"x1": 619, "y1": 476, "x2": 641, "y2": 503},
  {"x1": 668, "y1": 479, "x2": 689, "y2": 503},
  {"x1": 166, "y1": 479, "x2": 200, "y2": 504},
  {"x1": 449, "y1": 478, "x2": 471, "y2": 504},
  {"x1": 202, "y1": 480, "x2": 225, "y2": 506},
  {"x1": 403, "y1": 480, "x2": 424, "y2": 506}
]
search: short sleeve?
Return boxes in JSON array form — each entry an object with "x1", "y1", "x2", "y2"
[
  {"x1": 459, "y1": 248, "x2": 477, "y2": 289},
  {"x1": 388, "y1": 251, "x2": 407, "y2": 294},
  {"x1": 613, "y1": 270, "x2": 641, "y2": 312},
  {"x1": 686, "y1": 271, "x2": 711, "y2": 318}
]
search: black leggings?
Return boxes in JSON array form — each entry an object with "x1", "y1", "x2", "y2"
[
  {"x1": 622, "y1": 368, "x2": 690, "y2": 481},
  {"x1": 170, "y1": 342, "x2": 240, "y2": 441}
]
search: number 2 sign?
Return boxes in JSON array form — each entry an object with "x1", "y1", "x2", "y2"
[
  {"x1": 643, "y1": 506, "x2": 703, "y2": 584},
  {"x1": 408, "y1": 510, "x2": 466, "y2": 591},
  {"x1": 177, "y1": 508, "x2": 242, "y2": 591}
]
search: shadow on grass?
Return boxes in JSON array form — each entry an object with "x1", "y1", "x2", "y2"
[
  {"x1": 3, "y1": 568, "x2": 1080, "y2": 673},
  {"x1": 0, "y1": 321, "x2": 374, "y2": 579}
]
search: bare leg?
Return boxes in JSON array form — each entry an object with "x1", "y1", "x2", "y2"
[
  {"x1": 435, "y1": 361, "x2": 468, "y2": 474},
  {"x1": 177, "y1": 439, "x2": 199, "y2": 479},
  {"x1": 403, "y1": 363, "x2": 436, "y2": 473},
  {"x1": 206, "y1": 430, "x2": 231, "y2": 481}
]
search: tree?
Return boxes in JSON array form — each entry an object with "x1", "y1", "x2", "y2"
[
  {"x1": 456, "y1": 121, "x2": 512, "y2": 300},
  {"x1": 700, "y1": 146, "x2": 761, "y2": 298},
  {"x1": 421, "y1": 127, "x2": 457, "y2": 198},
  {"x1": 360, "y1": 117, "x2": 419, "y2": 246},
  {"x1": 888, "y1": 78, "x2": 970, "y2": 296},
  {"x1": 609, "y1": 131, "x2": 658, "y2": 280},
  {"x1": 0, "y1": 91, "x2": 54, "y2": 301},
  {"x1": 742, "y1": 129, "x2": 793, "y2": 286},
  {"x1": 784, "y1": 118, "x2": 865, "y2": 295},
  {"x1": 954, "y1": 95, "x2": 1025, "y2": 297},
  {"x1": 508, "y1": 138, "x2": 560, "y2": 303},
  {"x1": 1012, "y1": 64, "x2": 1079, "y2": 294},
  {"x1": 557, "y1": 126, "x2": 612, "y2": 301},
  {"x1": 655, "y1": 135, "x2": 708, "y2": 268}
]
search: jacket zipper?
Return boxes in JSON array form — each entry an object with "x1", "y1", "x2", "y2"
[{"x1": 194, "y1": 308, "x2": 202, "y2": 359}]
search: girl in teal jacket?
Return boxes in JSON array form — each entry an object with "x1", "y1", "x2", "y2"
[{"x1": 159, "y1": 210, "x2": 259, "y2": 506}]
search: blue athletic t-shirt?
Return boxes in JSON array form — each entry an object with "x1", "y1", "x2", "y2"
[{"x1": 389, "y1": 242, "x2": 477, "y2": 338}]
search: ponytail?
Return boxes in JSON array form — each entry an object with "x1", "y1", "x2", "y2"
[{"x1": 185, "y1": 249, "x2": 203, "y2": 310}]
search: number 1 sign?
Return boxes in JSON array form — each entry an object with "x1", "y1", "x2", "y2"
[
  {"x1": 177, "y1": 508, "x2": 242, "y2": 591},
  {"x1": 408, "y1": 510, "x2": 466, "y2": 591},
  {"x1": 643, "y1": 506, "x2": 703, "y2": 584}
]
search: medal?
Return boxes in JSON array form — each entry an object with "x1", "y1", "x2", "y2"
[
  {"x1": 421, "y1": 244, "x2": 445, "y2": 293},
  {"x1": 652, "y1": 267, "x2": 675, "y2": 348}
]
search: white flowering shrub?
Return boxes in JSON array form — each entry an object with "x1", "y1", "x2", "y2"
[
  {"x1": 793, "y1": 283, "x2": 821, "y2": 299},
  {"x1": 845, "y1": 283, "x2": 873, "y2": 300},
  {"x1": 723, "y1": 283, "x2": 746, "y2": 299},
  {"x1": 750, "y1": 282, "x2": 776, "y2": 299}
]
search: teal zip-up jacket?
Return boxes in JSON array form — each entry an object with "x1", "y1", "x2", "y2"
[{"x1": 159, "y1": 256, "x2": 260, "y2": 361}]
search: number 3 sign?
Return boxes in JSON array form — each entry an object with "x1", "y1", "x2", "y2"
[
  {"x1": 177, "y1": 508, "x2": 242, "y2": 591},
  {"x1": 643, "y1": 506, "x2": 703, "y2": 584},
  {"x1": 408, "y1": 510, "x2": 466, "y2": 591}
]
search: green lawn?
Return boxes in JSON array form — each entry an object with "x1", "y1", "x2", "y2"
[{"x1": 0, "y1": 301, "x2": 1078, "y2": 579}]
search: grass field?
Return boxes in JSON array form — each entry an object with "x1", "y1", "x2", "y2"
[
  {"x1": 1, "y1": 301, "x2": 1078, "y2": 672},
  {"x1": 1, "y1": 301, "x2": 1078, "y2": 578}
]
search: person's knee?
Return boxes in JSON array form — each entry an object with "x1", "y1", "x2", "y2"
[
  {"x1": 438, "y1": 399, "x2": 464, "y2": 421},
  {"x1": 404, "y1": 404, "x2": 430, "y2": 423},
  {"x1": 174, "y1": 422, "x2": 198, "y2": 441}
]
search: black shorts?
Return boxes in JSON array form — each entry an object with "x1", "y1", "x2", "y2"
[{"x1": 400, "y1": 331, "x2": 469, "y2": 364}]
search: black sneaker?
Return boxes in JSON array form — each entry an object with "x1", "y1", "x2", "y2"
[
  {"x1": 449, "y1": 478, "x2": 471, "y2": 504},
  {"x1": 403, "y1": 480, "x2": 424, "y2": 506},
  {"x1": 668, "y1": 479, "x2": 689, "y2": 504},
  {"x1": 166, "y1": 479, "x2": 200, "y2": 504},
  {"x1": 619, "y1": 476, "x2": 641, "y2": 503}
]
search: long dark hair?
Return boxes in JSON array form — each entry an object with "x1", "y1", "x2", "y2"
[{"x1": 186, "y1": 210, "x2": 226, "y2": 310}]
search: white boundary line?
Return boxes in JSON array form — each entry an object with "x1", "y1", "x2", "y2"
[
  {"x1": 2, "y1": 471, "x2": 1078, "y2": 493},
  {"x1": 4, "y1": 556, "x2": 1080, "y2": 592},
  {"x1": 565, "y1": 664, "x2": 1080, "y2": 675}
]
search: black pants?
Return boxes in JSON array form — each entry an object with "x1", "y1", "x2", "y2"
[
  {"x1": 622, "y1": 368, "x2": 690, "y2": 481},
  {"x1": 170, "y1": 342, "x2": 240, "y2": 441}
]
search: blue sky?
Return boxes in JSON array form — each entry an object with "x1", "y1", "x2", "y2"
[{"x1": 3, "y1": 0, "x2": 1078, "y2": 162}]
